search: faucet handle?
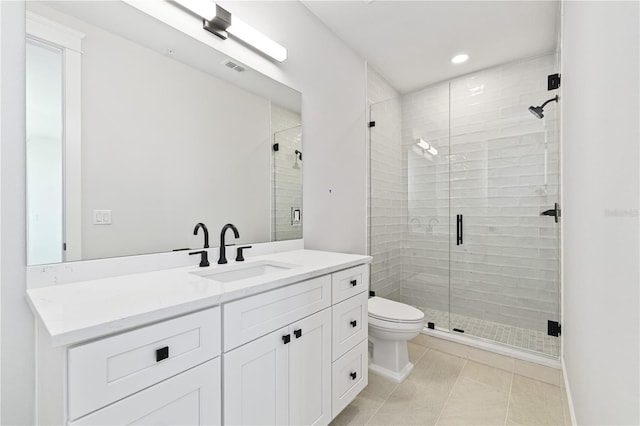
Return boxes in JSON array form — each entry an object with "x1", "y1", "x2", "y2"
[
  {"x1": 235, "y1": 246, "x2": 252, "y2": 262},
  {"x1": 189, "y1": 250, "x2": 210, "y2": 267}
]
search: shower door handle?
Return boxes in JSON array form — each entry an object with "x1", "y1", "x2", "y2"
[
  {"x1": 456, "y1": 214, "x2": 463, "y2": 245},
  {"x1": 540, "y1": 203, "x2": 561, "y2": 223}
]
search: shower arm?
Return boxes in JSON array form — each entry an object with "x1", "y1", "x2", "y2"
[{"x1": 540, "y1": 95, "x2": 559, "y2": 109}]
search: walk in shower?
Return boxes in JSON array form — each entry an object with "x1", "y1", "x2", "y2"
[{"x1": 368, "y1": 54, "x2": 561, "y2": 358}]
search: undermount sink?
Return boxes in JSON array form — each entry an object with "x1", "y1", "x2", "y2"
[{"x1": 191, "y1": 260, "x2": 298, "y2": 283}]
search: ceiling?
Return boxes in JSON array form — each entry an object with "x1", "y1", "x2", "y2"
[{"x1": 302, "y1": 1, "x2": 560, "y2": 93}]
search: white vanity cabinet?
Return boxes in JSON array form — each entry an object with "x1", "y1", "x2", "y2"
[{"x1": 30, "y1": 251, "x2": 372, "y2": 426}]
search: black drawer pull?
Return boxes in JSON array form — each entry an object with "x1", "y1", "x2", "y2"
[
  {"x1": 350, "y1": 279, "x2": 357, "y2": 287},
  {"x1": 282, "y1": 334, "x2": 291, "y2": 344},
  {"x1": 156, "y1": 346, "x2": 169, "y2": 362},
  {"x1": 350, "y1": 371, "x2": 357, "y2": 380},
  {"x1": 294, "y1": 329, "x2": 302, "y2": 339},
  {"x1": 350, "y1": 320, "x2": 357, "y2": 328}
]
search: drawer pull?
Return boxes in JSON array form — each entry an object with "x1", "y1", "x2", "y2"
[
  {"x1": 350, "y1": 320, "x2": 357, "y2": 328},
  {"x1": 350, "y1": 371, "x2": 357, "y2": 380},
  {"x1": 282, "y1": 334, "x2": 291, "y2": 344},
  {"x1": 155, "y1": 346, "x2": 169, "y2": 362},
  {"x1": 350, "y1": 279, "x2": 357, "y2": 287},
  {"x1": 294, "y1": 329, "x2": 303, "y2": 339}
]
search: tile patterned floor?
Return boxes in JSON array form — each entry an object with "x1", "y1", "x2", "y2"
[
  {"x1": 420, "y1": 307, "x2": 560, "y2": 357},
  {"x1": 331, "y1": 342, "x2": 570, "y2": 426}
]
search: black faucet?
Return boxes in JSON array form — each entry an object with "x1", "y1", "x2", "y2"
[
  {"x1": 193, "y1": 222, "x2": 209, "y2": 248},
  {"x1": 189, "y1": 250, "x2": 210, "y2": 267},
  {"x1": 218, "y1": 223, "x2": 239, "y2": 264}
]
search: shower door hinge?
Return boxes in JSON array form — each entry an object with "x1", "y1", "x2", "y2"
[
  {"x1": 548, "y1": 73, "x2": 561, "y2": 90},
  {"x1": 548, "y1": 320, "x2": 561, "y2": 337},
  {"x1": 272, "y1": 143, "x2": 279, "y2": 151},
  {"x1": 368, "y1": 121, "x2": 376, "y2": 128},
  {"x1": 63, "y1": 242, "x2": 67, "y2": 251}
]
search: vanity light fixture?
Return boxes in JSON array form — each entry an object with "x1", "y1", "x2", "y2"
[
  {"x1": 451, "y1": 53, "x2": 469, "y2": 64},
  {"x1": 173, "y1": 0, "x2": 288, "y2": 62}
]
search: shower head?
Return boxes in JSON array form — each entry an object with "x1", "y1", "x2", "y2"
[
  {"x1": 528, "y1": 95, "x2": 559, "y2": 119},
  {"x1": 295, "y1": 150, "x2": 302, "y2": 161}
]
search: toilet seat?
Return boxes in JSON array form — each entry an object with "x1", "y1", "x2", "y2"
[{"x1": 368, "y1": 297, "x2": 425, "y2": 324}]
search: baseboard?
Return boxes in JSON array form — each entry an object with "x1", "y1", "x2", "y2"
[{"x1": 561, "y1": 356, "x2": 577, "y2": 425}]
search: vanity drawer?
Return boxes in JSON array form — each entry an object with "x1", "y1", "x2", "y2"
[
  {"x1": 70, "y1": 358, "x2": 221, "y2": 426},
  {"x1": 68, "y1": 307, "x2": 221, "y2": 421},
  {"x1": 223, "y1": 275, "x2": 331, "y2": 351},
  {"x1": 332, "y1": 339, "x2": 368, "y2": 418},
  {"x1": 332, "y1": 291, "x2": 368, "y2": 361},
  {"x1": 332, "y1": 264, "x2": 369, "y2": 304}
]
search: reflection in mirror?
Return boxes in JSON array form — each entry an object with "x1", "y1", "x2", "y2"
[{"x1": 25, "y1": 1, "x2": 302, "y2": 265}]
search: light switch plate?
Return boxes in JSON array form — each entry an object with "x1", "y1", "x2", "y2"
[{"x1": 93, "y1": 210, "x2": 112, "y2": 225}]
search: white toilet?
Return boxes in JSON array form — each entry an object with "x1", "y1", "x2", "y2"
[{"x1": 368, "y1": 296, "x2": 425, "y2": 383}]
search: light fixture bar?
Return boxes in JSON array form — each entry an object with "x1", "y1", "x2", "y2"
[
  {"x1": 172, "y1": 0, "x2": 288, "y2": 62},
  {"x1": 227, "y1": 18, "x2": 288, "y2": 63}
]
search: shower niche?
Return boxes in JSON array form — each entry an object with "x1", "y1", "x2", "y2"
[{"x1": 369, "y1": 54, "x2": 561, "y2": 358}]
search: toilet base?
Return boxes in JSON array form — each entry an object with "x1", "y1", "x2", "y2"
[
  {"x1": 368, "y1": 334, "x2": 415, "y2": 383},
  {"x1": 369, "y1": 360, "x2": 414, "y2": 383}
]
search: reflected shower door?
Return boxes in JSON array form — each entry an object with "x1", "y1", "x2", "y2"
[
  {"x1": 272, "y1": 126, "x2": 302, "y2": 241},
  {"x1": 448, "y1": 56, "x2": 561, "y2": 357}
]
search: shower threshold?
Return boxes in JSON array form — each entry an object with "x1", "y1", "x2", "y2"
[{"x1": 421, "y1": 307, "x2": 559, "y2": 358}]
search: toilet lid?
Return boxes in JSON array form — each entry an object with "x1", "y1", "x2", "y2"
[{"x1": 368, "y1": 297, "x2": 425, "y2": 323}]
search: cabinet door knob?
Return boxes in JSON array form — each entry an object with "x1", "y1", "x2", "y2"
[
  {"x1": 350, "y1": 320, "x2": 357, "y2": 328},
  {"x1": 156, "y1": 346, "x2": 169, "y2": 362},
  {"x1": 282, "y1": 334, "x2": 291, "y2": 344},
  {"x1": 350, "y1": 279, "x2": 357, "y2": 287},
  {"x1": 350, "y1": 371, "x2": 357, "y2": 380},
  {"x1": 294, "y1": 329, "x2": 302, "y2": 339}
]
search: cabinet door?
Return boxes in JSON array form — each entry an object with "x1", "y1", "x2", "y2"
[
  {"x1": 70, "y1": 358, "x2": 221, "y2": 426},
  {"x1": 289, "y1": 309, "x2": 332, "y2": 426},
  {"x1": 224, "y1": 326, "x2": 289, "y2": 425}
]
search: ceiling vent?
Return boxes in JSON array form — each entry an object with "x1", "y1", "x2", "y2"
[{"x1": 222, "y1": 59, "x2": 245, "y2": 72}]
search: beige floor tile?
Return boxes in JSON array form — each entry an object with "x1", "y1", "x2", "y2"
[
  {"x1": 507, "y1": 375, "x2": 565, "y2": 426},
  {"x1": 409, "y1": 349, "x2": 466, "y2": 392},
  {"x1": 410, "y1": 333, "x2": 429, "y2": 348},
  {"x1": 513, "y1": 359, "x2": 562, "y2": 386},
  {"x1": 367, "y1": 409, "x2": 440, "y2": 426},
  {"x1": 375, "y1": 375, "x2": 450, "y2": 415},
  {"x1": 459, "y1": 360, "x2": 512, "y2": 392},
  {"x1": 331, "y1": 389, "x2": 385, "y2": 426},
  {"x1": 409, "y1": 342, "x2": 428, "y2": 364},
  {"x1": 465, "y1": 346, "x2": 515, "y2": 373},
  {"x1": 437, "y1": 377, "x2": 510, "y2": 426},
  {"x1": 366, "y1": 371, "x2": 399, "y2": 400}
]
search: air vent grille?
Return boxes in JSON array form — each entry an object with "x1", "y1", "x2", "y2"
[{"x1": 223, "y1": 60, "x2": 245, "y2": 72}]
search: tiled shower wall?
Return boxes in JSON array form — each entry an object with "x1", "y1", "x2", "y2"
[
  {"x1": 271, "y1": 104, "x2": 302, "y2": 241},
  {"x1": 369, "y1": 54, "x2": 560, "y2": 338}
]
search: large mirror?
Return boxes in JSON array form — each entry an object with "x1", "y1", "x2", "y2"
[{"x1": 25, "y1": 1, "x2": 302, "y2": 265}]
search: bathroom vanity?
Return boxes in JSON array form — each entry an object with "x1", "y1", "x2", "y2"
[{"x1": 27, "y1": 249, "x2": 371, "y2": 425}]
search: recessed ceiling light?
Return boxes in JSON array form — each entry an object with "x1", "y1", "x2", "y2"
[{"x1": 451, "y1": 54, "x2": 469, "y2": 64}]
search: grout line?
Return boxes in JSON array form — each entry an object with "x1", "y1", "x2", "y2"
[
  {"x1": 503, "y1": 372, "x2": 515, "y2": 425},
  {"x1": 434, "y1": 358, "x2": 468, "y2": 426}
]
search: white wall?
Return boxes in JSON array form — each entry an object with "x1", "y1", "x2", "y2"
[
  {"x1": 0, "y1": 0, "x2": 366, "y2": 422},
  {"x1": 561, "y1": 1, "x2": 639, "y2": 424},
  {"x1": 0, "y1": 2, "x2": 34, "y2": 424}
]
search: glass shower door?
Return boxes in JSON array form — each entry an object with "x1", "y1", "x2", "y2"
[
  {"x1": 448, "y1": 56, "x2": 561, "y2": 357},
  {"x1": 272, "y1": 125, "x2": 303, "y2": 241}
]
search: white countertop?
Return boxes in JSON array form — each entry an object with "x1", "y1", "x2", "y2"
[{"x1": 26, "y1": 249, "x2": 371, "y2": 347}]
